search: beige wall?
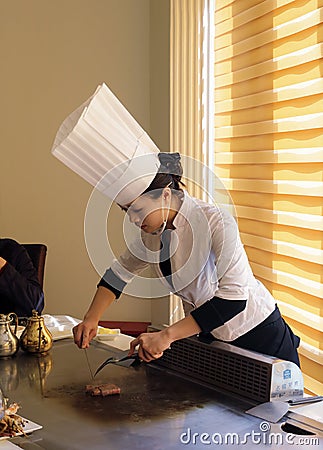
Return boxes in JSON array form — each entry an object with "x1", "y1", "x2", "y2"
[
  {"x1": 149, "y1": 0, "x2": 171, "y2": 326},
  {"x1": 0, "y1": 0, "x2": 170, "y2": 322}
]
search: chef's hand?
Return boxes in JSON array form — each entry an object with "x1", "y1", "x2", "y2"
[
  {"x1": 73, "y1": 319, "x2": 98, "y2": 349},
  {"x1": 73, "y1": 286, "x2": 117, "y2": 349},
  {"x1": 128, "y1": 330, "x2": 172, "y2": 362}
]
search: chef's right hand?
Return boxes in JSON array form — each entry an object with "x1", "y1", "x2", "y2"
[{"x1": 73, "y1": 320, "x2": 98, "y2": 348}]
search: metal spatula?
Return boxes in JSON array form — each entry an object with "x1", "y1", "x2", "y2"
[
  {"x1": 246, "y1": 396, "x2": 323, "y2": 423},
  {"x1": 245, "y1": 401, "x2": 289, "y2": 423}
]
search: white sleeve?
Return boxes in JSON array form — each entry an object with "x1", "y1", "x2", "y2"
[
  {"x1": 110, "y1": 237, "x2": 150, "y2": 284},
  {"x1": 210, "y1": 208, "x2": 251, "y2": 300}
]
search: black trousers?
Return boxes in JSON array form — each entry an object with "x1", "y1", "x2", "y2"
[
  {"x1": 231, "y1": 305, "x2": 301, "y2": 367},
  {"x1": 200, "y1": 305, "x2": 301, "y2": 367}
]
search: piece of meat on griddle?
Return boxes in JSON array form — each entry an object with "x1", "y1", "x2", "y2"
[{"x1": 86, "y1": 383, "x2": 121, "y2": 396}]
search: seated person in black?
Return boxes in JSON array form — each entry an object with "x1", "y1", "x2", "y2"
[{"x1": 0, "y1": 238, "x2": 44, "y2": 317}]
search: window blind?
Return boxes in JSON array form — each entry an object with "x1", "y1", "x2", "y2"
[
  {"x1": 214, "y1": 0, "x2": 323, "y2": 394},
  {"x1": 169, "y1": 0, "x2": 215, "y2": 324},
  {"x1": 170, "y1": 0, "x2": 214, "y2": 199}
]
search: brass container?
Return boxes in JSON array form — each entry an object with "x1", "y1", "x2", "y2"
[
  {"x1": 20, "y1": 310, "x2": 53, "y2": 354},
  {"x1": 0, "y1": 313, "x2": 19, "y2": 357}
]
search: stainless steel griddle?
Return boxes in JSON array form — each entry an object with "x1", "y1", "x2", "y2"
[{"x1": 0, "y1": 339, "x2": 321, "y2": 450}]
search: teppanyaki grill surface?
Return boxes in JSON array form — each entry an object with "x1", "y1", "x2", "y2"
[
  {"x1": 5, "y1": 340, "x2": 319, "y2": 450},
  {"x1": 41, "y1": 340, "x2": 254, "y2": 425}
]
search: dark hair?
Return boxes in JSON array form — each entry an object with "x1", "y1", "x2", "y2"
[{"x1": 143, "y1": 152, "x2": 185, "y2": 198}]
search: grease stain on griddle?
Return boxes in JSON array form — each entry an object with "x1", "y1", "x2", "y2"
[{"x1": 45, "y1": 365, "x2": 211, "y2": 424}]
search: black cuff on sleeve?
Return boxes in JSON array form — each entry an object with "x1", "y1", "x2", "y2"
[
  {"x1": 97, "y1": 269, "x2": 127, "y2": 299},
  {"x1": 191, "y1": 297, "x2": 247, "y2": 333}
]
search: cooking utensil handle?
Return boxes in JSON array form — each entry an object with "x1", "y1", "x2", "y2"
[
  {"x1": 288, "y1": 395, "x2": 323, "y2": 405},
  {"x1": 118, "y1": 352, "x2": 139, "y2": 363}
]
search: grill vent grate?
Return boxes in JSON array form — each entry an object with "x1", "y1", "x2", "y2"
[{"x1": 154, "y1": 337, "x2": 272, "y2": 402}]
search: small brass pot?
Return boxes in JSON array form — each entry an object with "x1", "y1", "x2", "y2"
[
  {"x1": 0, "y1": 312, "x2": 19, "y2": 357},
  {"x1": 20, "y1": 310, "x2": 53, "y2": 354}
]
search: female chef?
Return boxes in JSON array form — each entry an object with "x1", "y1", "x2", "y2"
[
  {"x1": 72, "y1": 152, "x2": 300, "y2": 367},
  {"x1": 51, "y1": 83, "x2": 300, "y2": 367}
]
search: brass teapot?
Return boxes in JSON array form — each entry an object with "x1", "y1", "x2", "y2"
[
  {"x1": 0, "y1": 313, "x2": 19, "y2": 357},
  {"x1": 20, "y1": 310, "x2": 53, "y2": 354}
]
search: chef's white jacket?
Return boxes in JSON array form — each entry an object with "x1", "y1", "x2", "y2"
[{"x1": 102, "y1": 191, "x2": 276, "y2": 341}]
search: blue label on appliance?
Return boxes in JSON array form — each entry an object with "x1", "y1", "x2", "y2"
[{"x1": 283, "y1": 369, "x2": 291, "y2": 380}]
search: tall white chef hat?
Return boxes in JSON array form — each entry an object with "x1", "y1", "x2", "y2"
[{"x1": 51, "y1": 83, "x2": 160, "y2": 205}]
